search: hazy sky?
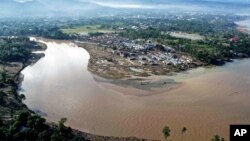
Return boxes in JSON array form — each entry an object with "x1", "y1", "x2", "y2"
[
  {"x1": 13, "y1": 0, "x2": 250, "y2": 3},
  {"x1": 83, "y1": 0, "x2": 250, "y2": 9},
  {"x1": 1, "y1": 0, "x2": 249, "y2": 17}
]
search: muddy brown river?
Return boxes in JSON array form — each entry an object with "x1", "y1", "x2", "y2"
[{"x1": 20, "y1": 38, "x2": 250, "y2": 141}]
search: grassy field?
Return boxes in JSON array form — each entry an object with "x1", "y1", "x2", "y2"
[
  {"x1": 61, "y1": 25, "x2": 116, "y2": 35},
  {"x1": 0, "y1": 64, "x2": 3, "y2": 73}
]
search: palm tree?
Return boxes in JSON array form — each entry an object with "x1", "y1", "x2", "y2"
[
  {"x1": 162, "y1": 126, "x2": 171, "y2": 141},
  {"x1": 181, "y1": 127, "x2": 187, "y2": 141},
  {"x1": 58, "y1": 117, "x2": 67, "y2": 130},
  {"x1": 211, "y1": 134, "x2": 224, "y2": 141}
]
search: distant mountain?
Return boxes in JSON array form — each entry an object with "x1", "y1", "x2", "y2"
[
  {"x1": 0, "y1": 0, "x2": 103, "y2": 17},
  {"x1": 89, "y1": 0, "x2": 250, "y2": 13},
  {"x1": 0, "y1": 0, "x2": 47, "y2": 17},
  {"x1": 0, "y1": 0, "x2": 249, "y2": 17},
  {"x1": 99, "y1": 0, "x2": 250, "y2": 7},
  {"x1": 90, "y1": 0, "x2": 250, "y2": 4}
]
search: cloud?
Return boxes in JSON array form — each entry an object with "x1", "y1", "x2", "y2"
[
  {"x1": 91, "y1": 1, "x2": 154, "y2": 9},
  {"x1": 88, "y1": 0, "x2": 205, "y2": 11},
  {"x1": 14, "y1": 0, "x2": 33, "y2": 3}
]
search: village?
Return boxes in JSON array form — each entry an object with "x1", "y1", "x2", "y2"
[{"x1": 76, "y1": 34, "x2": 197, "y2": 78}]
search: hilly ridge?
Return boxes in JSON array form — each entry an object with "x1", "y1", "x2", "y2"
[{"x1": 0, "y1": 0, "x2": 249, "y2": 17}]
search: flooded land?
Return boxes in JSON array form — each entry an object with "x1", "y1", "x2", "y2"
[{"x1": 20, "y1": 37, "x2": 250, "y2": 141}]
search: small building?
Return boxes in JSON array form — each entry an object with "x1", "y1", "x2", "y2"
[
  {"x1": 230, "y1": 37, "x2": 238, "y2": 42},
  {"x1": 120, "y1": 52, "x2": 130, "y2": 58},
  {"x1": 139, "y1": 60, "x2": 148, "y2": 65},
  {"x1": 149, "y1": 60, "x2": 158, "y2": 66}
]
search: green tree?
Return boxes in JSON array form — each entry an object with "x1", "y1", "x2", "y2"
[
  {"x1": 211, "y1": 134, "x2": 225, "y2": 141},
  {"x1": 0, "y1": 91, "x2": 5, "y2": 103},
  {"x1": 0, "y1": 118, "x2": 6, "y2": 138},
  {"x1": 181, "y1": 127, "x2": 187, "y2": 141},
  {"x1": 51, "y1": 118, "x2": 72, "y2": 141},
  {"x1": 19, "y1": 94, "x2": 26, "y2": 101},
  {"x1": 162, "y1": 126, "x2": 171, "y2": 141},
  {"x1": 58, "y1": 118, "x2": 67, "y2": 130}
]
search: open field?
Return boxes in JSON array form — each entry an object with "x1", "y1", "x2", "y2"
[
  {"x1": 170, "y1": 32, "x2": 204, "y2": 40},
  {"x1": 61, "y1": 25, "x2": 116, "y2": 35}
]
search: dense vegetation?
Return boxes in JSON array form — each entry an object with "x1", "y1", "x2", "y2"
[
  {"x1": 0, "y1": 112, "x2": 84, "y2": 141},
  {"x1": 161, "y1": 31, "x2": 250, "y2": 65},
  {"x1": 0, "y1": 37, "x2": 44, "y2": 118},
  {"x1": 117, "y1": 15, "x2": 250, "y2": 65},
  {"x1": 0, "y1": 18, "x2": 72, "y2": 40},
  {"x1": 0, "y1": 37, "x2": 44, "y2": 63},
  {"x1": 0, "y1": 111, "x2": 85, "y2": 141}
]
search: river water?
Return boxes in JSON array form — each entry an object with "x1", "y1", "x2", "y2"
[{"x1": 20, "y1": 37, "x2": 250, "y2": 141}]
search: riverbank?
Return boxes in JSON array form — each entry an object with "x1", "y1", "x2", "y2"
[
  {"x1": 0, "y1": 40, "x2": 47, "y2": 120},
  {"x1": 0, "y1": 37, "x2": 156, "y2": 141}
]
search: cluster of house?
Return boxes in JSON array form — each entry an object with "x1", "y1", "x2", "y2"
[
  {"x1": 112, "y1": 44, "x2": 193, "y2": 67},
  {"x1": 130, "y1": 24, "x2": 149, "y2": 30},
  {"x1": 88, "y1": 34, "x2": 193, "y2": 67},
  {"x1": 112, "y1": 49, "x2": 193, "y2": 67},
  {"x1": 89, "y1": 34, "x2": 156, "y2": 51},
  {"x1": 123, "y1": 42, "x2": 155, "y2": 51}
]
